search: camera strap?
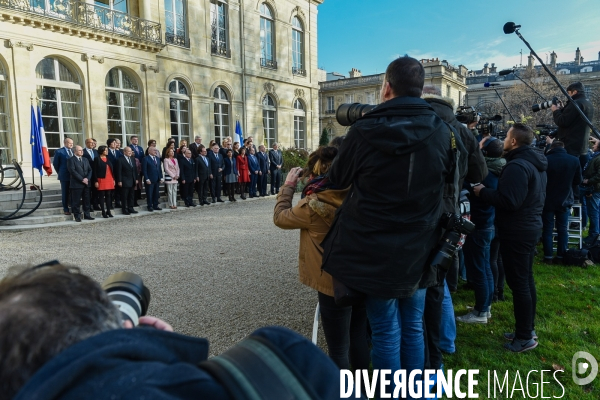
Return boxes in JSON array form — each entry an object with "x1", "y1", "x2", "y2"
[{"x1": 443, "y1": 128, "x2": 461, "y2": 210}]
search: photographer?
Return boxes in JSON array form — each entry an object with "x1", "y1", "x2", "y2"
[
  {"x1": 552, "y1": 82, "x2": 594, "y2": 165},
  {"x1": 0, "y1": 264, "x2": 345, "y2": 400},
  {"x1": 581, "y1": 137, "x2": 600, "y2": 244},
  {"x1": 321, "y1": 57, "x2": 455, "y2": 393}
]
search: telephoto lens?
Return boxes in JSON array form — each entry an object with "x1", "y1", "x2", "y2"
[
  {"x1": 532, "y1": 96, "x2": 559, "y2": 113},
  {"x1": 336, "y1": 103, "x2": 377, "y2": 126},
  {"x1": 102, "y1": 272, "x2": 151, "y2": 326}
]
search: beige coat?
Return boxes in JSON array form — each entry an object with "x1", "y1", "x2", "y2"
[{"x1": 273, "y1": 183, "x2": 349, "y2": 296}]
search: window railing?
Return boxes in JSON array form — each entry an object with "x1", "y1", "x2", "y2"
[
  {"x1": 260, "y1": 58, "x2": 277, "y2": 69},
  {"x1": 211, "y1": 42, "x2": 231, "y2": 58},
  {"x1": 0, "y1": 0, "x2": 162, "y2": 44},
  {"x1": 292, "y1": 67, "x2": 306, "y2": 76},
  {"x1": 166, "y1": 32, "x2": 190, "y2": 48}
]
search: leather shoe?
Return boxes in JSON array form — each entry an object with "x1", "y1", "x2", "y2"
[
  {"x1": 217, "y1": 198, "x2": 225, "y2": 203},
  {"x1": 203, "y1": 201, "x2": 211, "y2": 205},
  {"x1": 84, "y1": 215, "x2": 95, "y2": 220},
  {"x1": 154, "y1": 207, "x2": 162, "y2": 211},
  {"x1": 129, "y1": 209, "x2": 138, "y2": 214},
  {"x1": 123, "y1": 210, "x2": 131, "y2": 215},
  {"x1": 64, "y1": 211, "x2": 72, "y2": 215},
  {"x1": 134, "y1": 202, "x2": 140, "y2": 207},
  {"x1": 74, "y1": 216, "x2": 82, "y2": 222},
  {"x1": 93, "y1": 206, "x2": 101, "y2": 211},
  {"x1": 147, "y1": 207, "x2": 154, "y2": 212}
]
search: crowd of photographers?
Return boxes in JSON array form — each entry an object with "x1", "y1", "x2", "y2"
[{"x1": 0, "y1": 56, "x2": 596, "y2": 399}]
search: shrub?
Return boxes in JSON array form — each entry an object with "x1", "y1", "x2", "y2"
[{"x1": 280, "y1": 147, "x2": 309, "y2": 173}]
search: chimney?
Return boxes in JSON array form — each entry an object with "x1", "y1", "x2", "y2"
[
  {"x1": 550, "y1": 51, "x2": 557, "y2": 68},
  {"x1": 483, "y1": 63, "x2": 489, "y2": 74},
  {"x1": 527, "y1": 52, "x2": 535, "y2": 70},
  {"x1": 598, "y1": 51, "x2": 600, "y2": 61},
  {"x1": 575, "y1": 47, "x2": 582, "y2": 65},
  {"x1": 490, "y1": 63, "x2": 497, "y2": 74},
  {"x1": 349, "y1": 68, "x2": 362, "y2": 78}
]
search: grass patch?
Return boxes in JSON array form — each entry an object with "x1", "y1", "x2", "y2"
[{"x1": 446, "y1": 249, "x2": 600, "y2": 399}]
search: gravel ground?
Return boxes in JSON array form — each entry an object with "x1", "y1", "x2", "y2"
[{"x1": 0, "y1": 197, "x2": 323, "y2": 355}]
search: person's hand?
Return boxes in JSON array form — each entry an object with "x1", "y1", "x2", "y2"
[
  {"x1": 277, "y1": 165, "x2": 282, "y2": 169},
  {"x1": 259, "y1": 171, "x2": 262, "y2": 176},
  {"x1": 135, "y1": 180, "x2": 138, "y2": 185},
  {"x1": 583, "y1": 179, "x2": 589, "y2": 185},
  {"x1": 118, "y1": 182, "x2": 122, "y2": 187},
  {"x1": 82, "y1": 178, "x2": 88, "y2": 185},
  {"x1": 479, "y1": 136, "x2": 491, "y2": 149},
  {"x1": 590, "y1": 137, "x2": 599, "y2": 145},
  {"x1": 210, "y1": 174, "x2": 213, "y2": 179},
  {"x1": 160, "y1": 179, "x2": 164, "y2": 183},
  {"x1": 123, "y1": 316, "x2": 174, "y2": 331},
  {"x1": 472, "y1": 184, "x2": 485, "y2": 197},
  {"x1": 146, "y1": 179, "x2": 151, "y2": 184},
  {"x1": 285, "y1": 167, "x2": 303, "y2": 187},
  {"x1": 94, "y1": 182, "x2": 99, "y2": 188},
  {"x1": 182, "y1": 180, "x2": 185, "y2": 184},
  {"x1": 218, "y1": 168, "x2": 222, "y2": 172}
]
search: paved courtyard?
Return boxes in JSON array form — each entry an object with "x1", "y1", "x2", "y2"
[{"x1": 0, "y1": 197, "x2": 322, "y2": 355}]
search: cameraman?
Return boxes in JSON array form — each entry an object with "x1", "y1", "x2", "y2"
[
  {"x1": 321, "y1": 57, "x2": 455, "y2": 394},
  {"x1": 552, "y1": 82, "x2": 594, "y2": 166},
  {"x1": 0, "y1": 264, "x2": 345, "y2": 400}
]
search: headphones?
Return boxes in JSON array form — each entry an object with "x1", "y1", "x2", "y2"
[{"x1": 481, "y1": 137, "x2": 498, "y2": 157}]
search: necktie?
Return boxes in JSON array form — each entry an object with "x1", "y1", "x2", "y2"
[
  {"x1": 78, "y1": 157, "x2": 82, "y2": 163},
  {"x1": 134, "y1": 146, "x2": 139, "y2": 155},
  {"x1": 204, "y1": 157, "x2": 208, "y2": 166},
  {"x1": 67, "y1": 149, "x2": 72, "y2": 157},
  {"x1": 152, "y1": 156, "x2": 156, "y2": 165},
  {"x1": 128, "y1": 157, "x2": 132, "y2": 167}
]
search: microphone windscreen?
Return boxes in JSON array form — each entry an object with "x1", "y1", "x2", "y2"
[
  {"x1": 484, "y1": 82, "x2": 491, "y2": 87},
  {"x1": 503, "y1": 22, "x2": 516, "y2": 34},
  {"x1": 498, "y1": 69, "x2": 513, "y2": 76}
]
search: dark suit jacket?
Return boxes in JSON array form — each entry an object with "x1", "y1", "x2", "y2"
[
  {"x1": 129, "y1": 144, "x2": 145, "y2": 162},
  {"x1": 92, "y1": 156, "x2": 113, "y2": 182},
  {"x1": 107, "y1": 148, "x2": 123, "y2": 165},
  {"x1": 196, "y1": 155, "x2": 211, "y2": 181},
  {"x1": 189, "y1": 142, "x2": 202, "y2": 158},
  {"x1": 82, "y1": 148, "x2": 99, "y2": 164},
  {"x1": 247, "y1": 154, "x2": 260, "y2": 174},
  {"x1": 115, "y1": 156, "x2": 138, "y2": 188},
  {"x1": 142, "y1": 155, "x2": 163, "y2": 183},
  {"x1": 223, "y1": 157, "x2": 237, "y2": 176},
  {"x1": 268, "y1": 149, "x2": 282, "y2": 171},
  {"x1": 258, "y1": 151, "x2": 269, "y2": 173},
  {"x1": 52, "y1": 147, "x2": 72, "y2": 181},
  {"x1": 207, "y1": 151, "x2": 224, "y2": 177},
  {"x1": 67, "y1": 156, "x2": 92, "y2": 189},
  {"x1": 180, "y1": 156, "x2": 197, "y2": 182}
]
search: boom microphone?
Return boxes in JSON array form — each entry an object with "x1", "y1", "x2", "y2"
[
  {"x1": 498, "y1": 69, "x2": 515, "y2": 76},
  {"x1": 503, "y1": 22, "x2": 521, "y2": 34},
  {"x1": 484, "y1": 83, "x2": 500, "y2": 87}
]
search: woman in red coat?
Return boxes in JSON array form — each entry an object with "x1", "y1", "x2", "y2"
[{"x1": 236, "y1": 147, "x2": 250, "y2": 200}]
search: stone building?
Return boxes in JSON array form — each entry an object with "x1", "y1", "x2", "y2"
[
  {"x1": 319, "y1": 58, "x2": 468, "y2": 138},
  {"x1": 0, "y1": 0, "x2": 323, "y2": 179}
]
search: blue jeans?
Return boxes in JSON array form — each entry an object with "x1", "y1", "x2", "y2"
[
  {"x1": 463, "y1": 228, "x2": 495, "y2": 314},
  {"x1": 542, "y1": 209, "x2": 569, "y2": 259},
  {"x1": 586, "y1": 192, "x2": 600, "y2": 237},
  {"x1": 366, "y1": 288, "x2": 426, "y2": 399},
  {"x1": 439, "y1": 280, "x2": 456, "y2": 354}
]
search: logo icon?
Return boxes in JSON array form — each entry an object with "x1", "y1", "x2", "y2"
[{"x1": 572, "y1": 351, "x2": 598, "y2": 385}]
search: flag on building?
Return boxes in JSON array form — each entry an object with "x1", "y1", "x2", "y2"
[
  {"x1": 235, "y1": 120, "x2": 244, "y2": 146},
  {"x1": 37, "y1": 106, "x2": 52, "y2": 176}
]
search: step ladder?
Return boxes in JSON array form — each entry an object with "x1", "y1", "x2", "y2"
[{"x1": 553, "y1": 204, "x2": 583, "y2": 250}]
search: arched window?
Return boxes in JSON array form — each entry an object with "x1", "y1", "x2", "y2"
[
  {"x1": 36, "y1": 58, "x2": 83, "y2": 157},
  {"x1": 262, "y1": 94, "x2": 276, "y2": 147},
  {"x1": 292, "y1": 17, "x2": 305, "y2": 76},
  {"x1": 214, "y1": 87, "x2": 229, "y2": 144},
  {"x1": 105, "y1": 68, "x2": 141, "y2": 145},
  {"x1": 169, "y1": 79, "x2": 190, "y2": 142},
  {"x1": 293, "y1": 99, "x2": 305, "y2": 149},
  {"x1": 260, "y1": 4, "x2": 276, "y2": 68},
  {"x1": 165, "y1": 0, "x2": 188, "y2": 46},
  {"x1": 210, "y1": 0, "x2": 229, "y2": 57},
  {"x1": 0, "y1": 64, "x2": 11, "y2": 166}
]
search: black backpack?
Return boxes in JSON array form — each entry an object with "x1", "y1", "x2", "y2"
[
  {"x1": 583, "y1": 235, "x2": 600, "y2": 264},
  {"x1": 563, "y1": 248, "x2": 593, "y2": 268}
]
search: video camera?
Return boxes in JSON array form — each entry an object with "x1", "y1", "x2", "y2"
[
  {"x1": 455, "y1": 106, "x2": 479, "y2": 125},
  {"x1": 477, "y1": 114, "x2": 503, "y2": 137},
  {"x1": 535, "y1": 124, "x2": 558, "y2": 149}
]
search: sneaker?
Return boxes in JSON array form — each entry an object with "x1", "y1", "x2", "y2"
[
  {"x1": 504, "y1": 338, "x2": 538, "y2": 353},
  {"x1": 583, "y1": 259, "x2": 594, "y2": 269},
  {"x1": 504, "y1": 330, "x2": 538, "y2": 341},
  {"x1": 456, "y1": 311, "x2": 487, "y2": 324},
  {"x1": 467, "y1": 306, "x2": 491, "y2": 319}
]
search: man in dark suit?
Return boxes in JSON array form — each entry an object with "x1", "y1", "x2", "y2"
[
  {"x1": 128, "y1": 136, "x2": 144, "y2": 206},
  {"x1": 268, "y1": 142, "x2": 283, "y2": 195},
  {"x1": 82, "y1": 138, "x2": 100, "y2": 210},
  {"x1": 115, "y1": 147, "x2": 139, "y2": 215},
  {"x1": 180, "y1": 149, "x2": 198, "y2": 207},
  {"x1": 142, "y1": 147, "x2": 164, "y2": 212},
  {"x1": 257, "y1": 144, "x2": 270, "y2": 196},
  {"x1": 195, "y1": 145, "x2": 211, "y2": 205},
  {"x1": 247, "y1": 147, "x2": 260, "y2": 198},
  {"x1": 189, "y1": 135, "x2": 203, "y2": 158},
  {"x1": 107, "y1": 138, "x2": 123, "y2": 208},
  {"x1": 67, "y1": 146, "x2": 94, "y2": 222},
  {"x1": 52, "y1": 137, "x2": 74, "y2": 215},
  {"x1": 207, "y1": 143, "x2": 225, "y2": 203}
]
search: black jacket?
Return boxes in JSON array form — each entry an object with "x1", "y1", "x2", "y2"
[
  {"x1": 544, "y1": 147, "x2": 581, "y2": 211},
  {"x1": 553, "y1": 92, "x2": 594, "y2": 156},
  {"x1": 115, "y1": 156, "x2": 137, "y2": 188},
  {"x1": 480, "y1": 145, "x2": 548, "y2": 238},
  {"x1": 196, "y1": 155, "x2": 211, "y2": 181},
  {"x1": 67, "y1": 156, "x2": 92, "y2": 189},
  {"x1": 321, "y1": 96, "x2": 454, "y2": 299},
  {"x1": 208, "y1": 151, "x2": 224, "y2": 177},
  {"x1": 179, "y1": 156, "x2": 197, "y2": 182},
  {"x1": 92, "y1": 156, "x2": 113, "y2": 181}
]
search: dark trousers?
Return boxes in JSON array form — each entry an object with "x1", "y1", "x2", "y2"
[
  {"x1": 113, "y1": 186, "x2": 121, "y2": 206},
  {"x1": 70, "y1": 186, "x2": 90, "y2": 217},
  {"x1": 210, "y1": 175, "x2": 222, "y2": 200},
  {"x1": 490, "y1": 234, "x2": 505, "y2": 298},
  {"x1": 181, "y1": 181, "x2": 195, "y2": 205},
  {"x1": 317, "y1": 292, "x2": 370, "y2": 371},
  {"x1": 60, "y1": 180, "x2": 70, "y2": 212},
  {"x1": 500, "y1": 234, "x2": 538, "y2": 340},
  {"x1": 542, "y1": 209, "x2": 569, "y2": 259},
  {"x1": 90, "y1": 186, "x2": 99, "y2": 208},
  {"x1": 145, "y1": 182, "x2": 160, "y2": 208},
  {"x1": 121, "y1": 186, "x2": 135, "y2": 210},
  {"x1": 270, "y1": 169, "x2": 281, "y2": 194},
  {"x1": 196, "y1": 178, "x2": 210, "y2": 202},
  {"x1": 463, "y1": 228, "x2": 495, "y2": 313},
  {"x1": 249, "y1": 173, "x2": 258, "y2": 196},
  {"x1": 98, "y1": 190, "x2": 112, "y2": 211},
  {"x1": 258, "y1": 172, "x2": 268, "y2": 195},
  {"x1": 424, "y1": 281, "x2": 445, "y2": 370}
]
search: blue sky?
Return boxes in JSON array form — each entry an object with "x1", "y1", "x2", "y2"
[{"x1": 317, "y1": 0, "x2": 600, "y2": 76}]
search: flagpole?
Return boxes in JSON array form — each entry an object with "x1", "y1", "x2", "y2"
[{"x1": 30, "y1": 95, "x2": 35, "y2": 188}]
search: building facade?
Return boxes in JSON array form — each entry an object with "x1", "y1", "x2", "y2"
[
  {"x1": 0, "y1": 0, "x2": 323, "y2": 179},
  {"x1": 319, "y1": 59, "x2": 468, "y2": 138}
]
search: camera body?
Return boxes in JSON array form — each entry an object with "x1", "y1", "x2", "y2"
[
  {"x1": 532, "y1": 96, "x2": 560, "y2": 113},
  {"x1": 535, "y1": 124, "x2": 558, "y2": 148},
  {"x1": 455, "y1": 106, "x2": 479, "y2": 125},
  {"x1": 335, "y1": 103, "x2": 377, "y2": 126},
  {"x1": 431, "y1": 212, "x2": 476, "y2": 271}
]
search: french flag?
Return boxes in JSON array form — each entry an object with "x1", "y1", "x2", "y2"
[{"x1": 30, "y1": 105, "x2": 52, "y2": 176}]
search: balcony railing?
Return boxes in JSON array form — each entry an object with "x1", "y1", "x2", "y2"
[
  {"x1": 292, "y1": 67, "x2": 306, "y2": 76},
  {"x1": 166, "y1": 32, "x2": 190, "y2": 48},
  {"x1": 211, "y1": 42, "x2": 231, "y2": 58},
  {"x1": 324, "y1": 110, "x2": 336, "y2": 114},
  {"x1": 260, "y1": 58, "x2": 277, "y2": 69},
  {"x1": 0, "y1": 0, "x2": 162, "y2": 44}
]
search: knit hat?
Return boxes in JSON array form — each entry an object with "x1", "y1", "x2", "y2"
[{"x1": 567, "y1": 82, "x2": 585, "y2": 93}]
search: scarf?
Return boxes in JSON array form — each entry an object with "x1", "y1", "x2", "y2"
[{"x1": 301, "y1": 175, "x2": 338, "y2": 199}]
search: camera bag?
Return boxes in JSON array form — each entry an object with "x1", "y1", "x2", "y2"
[
  {"x1": 583, "y1": 234, "x2": 600, "y2": 263},
  {"x1": 563, "y1": 248, "x2": 592, "y2": 268}
]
